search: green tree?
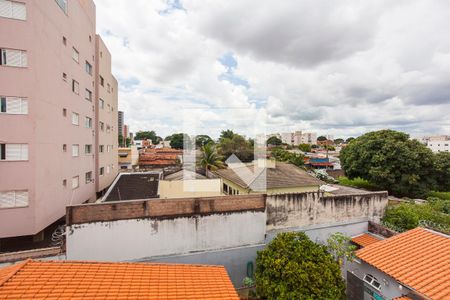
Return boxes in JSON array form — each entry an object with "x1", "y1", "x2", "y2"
[
  {"x1": 118, "y1": 134, "x2": 124, "y2": 147},
  {"x1": 199, "y1": 143, "x2": 224, "y2": 171},
  {"x1": 168, "y1": 133, "x2": 191, "y2": 149},
  {"x1": 327, "y1": 232, "x2": 356, "y2": 267},
  {"x1": 334, "y1": 138, "x2": 344, "y2": 145},
  {"x1": 346, "y1": 137, "x2": 355, "y2": 143},
  {"x1": 266, "y1": 136, "x2": 282, "y2": 146},
  {"x1": 271, "y1": 148, "x2": 304, "y2": 167},
  {"x1": 255, "y1": 232, "x2": 346, "y2": 300},
  {"x1": 219, "y1": 129, "x2": 235, "y2": 141},
  {"x1": 433, "y1": 152, "x2": 450, "y2": 191},
  {"x1": 340, "y1": 130, "x2": 436, "y2": 198},
  {"x1": 195, "y1": 135, "x2": 213, "y2": 148},
  {"x1": 218, "y1": 134, "x2": 254, "y2": 162},
  {"x1": 317, "y1": 136, "x2": 327, "y2": 142},
  {"x1": 382, "y1": 201, "x2": 450, "y2": 232},
  {"x1": 134, "y1": 131, "x2": 161, "y2": 144},
  {"x1": 298, "y1": 143, "x2": 312, "y2": 152},
  {"x1": 125, "y1": 137, "x2": 131, "y2": 147}
]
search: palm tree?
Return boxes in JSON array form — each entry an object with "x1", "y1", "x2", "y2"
[{"x1": 199, "y1": 143, "x2": 225, "y2": 171}]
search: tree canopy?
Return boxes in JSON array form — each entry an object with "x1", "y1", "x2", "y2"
[
  {"x1": 255, "y1": 232, "x2": 346, "y2": 300},
  {"x1": 334, "y1": 138, "x2": 344, "y2": 144},
  {"x1": 433, "y1": 152, "x2": 450, "y2": 192},
  {"x1": 317, "y1": 136, "x2": 328, "y2": 141},
  {"x1": 266, "y1": 136, "x2": 282, "y2": 146},
  {"x1": 134, "y1": 131, "x2": 161, "y2": 144},
  {"x1": 298, "y1": 143, "x2": 312, "y2": 152},
  {"x1": 198, "y1": 143, "x2": 224, "y2": 171},
  {"x1": 340, "y1": 130, "x2": 436, "y2": 197},
  {"x1": 271, "y1": 148, "x2": 304, "y2": 167},
  {"x1": 167, "y1": 133, "x2": 190, "y2": 149},
  {"x1": 195, "y1": 135, "x2": 213, "y2": 148},
  {"x1": 217, "y1": 133, "x2": 254, "y2": 162},
  {"x1": 219, "y1": 129, "x2": 235, "y2": 141},
  {"x1": 346, "y1": 137, "x2": 355, "y2": 143}
]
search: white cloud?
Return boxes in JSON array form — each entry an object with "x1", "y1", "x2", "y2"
[{"x1": 94, "y1": 0, "x2": 450, "y2": 139}]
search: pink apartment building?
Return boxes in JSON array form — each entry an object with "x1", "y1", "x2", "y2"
[{"x1": 0, "y1": 0, "x2": 118, "y2": 241}]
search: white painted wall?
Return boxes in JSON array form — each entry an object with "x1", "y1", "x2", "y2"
[{"x1": 66, "y1": 211, "x2": 266, "y2": 261}]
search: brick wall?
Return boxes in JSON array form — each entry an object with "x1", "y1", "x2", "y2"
[{"x1": 67, "y1": 194, "x2": 266, "y2": 225}]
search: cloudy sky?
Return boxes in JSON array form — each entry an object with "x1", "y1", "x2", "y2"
[{"x1": 95, "y1": 0, "x2": 450, "y2": 139}]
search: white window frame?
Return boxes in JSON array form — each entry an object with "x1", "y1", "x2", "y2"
[
  {"x1": 99, "y1": 167, "x2": 104, "y2": 176},
  {"x1": 85, "y1": 61, "x2": 92, "y2": 75},
  {"x1": 72, "y1": 79, "x2": 79, "y2": 94},
  {"x1": 0, "y1": 143, "x2": 28, "y2": 161},
  {"x1": 72, "y1": 47, "x2": 79, "y2": 63},
  {"x1": 72, "y1": 144, "x2": 79, "y2": 157},
  {"x1": 363, "y1": 274, "x2": 381, "y2": 291},
  {"x1": 0, "y1": 0, "x2": 27, "y2": 20},
  {"x1": 84, "y1": 116, "x2": 92, "y2": 128},
  {"x1": 99, "y1": 98, "x2": 104, "y2": 109},
  {"x1": 0, "y1": 96, "x2": 28, "y2": 114},
  {"x1": 85, "y1": 89, "x2": 92, "y2": 101},
  {"x1": 0, "y1": 190, "x2": 28, "y2": 209},
  {"x1": 0, "y1": 48, "x2": 27, "y2": 67},
  {"x1": 71, "y1": 112, "x2": 79, "y2": 125},
  {"x1": 71, "y1": 176, "x2": 79, "y2": 189},
  {"x1": 99, "y1": 145, "x2": 104, "y2": 153}
]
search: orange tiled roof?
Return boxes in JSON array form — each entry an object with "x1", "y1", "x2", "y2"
[
  {"x1": 351, "y1": 233, "x2": 382, "y2": 247},
  {"x1": 392, "y1": 296, "x2": 413, "y2": 300},
  {"x1": 0, "y1": 260, "x2": 239, "y2": 300},
  {"x1": 356, "y1": 227, "x2": 450, "y2": 300}
]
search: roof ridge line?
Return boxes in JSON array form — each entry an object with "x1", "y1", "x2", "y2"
[{"x1": 0, "y1": 258, "x2": 32, "y2": 287}]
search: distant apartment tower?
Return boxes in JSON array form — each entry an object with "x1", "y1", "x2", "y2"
[
  {"x1": 301, "y1": 132, "x2": 317, "y2": 145},
  {"x1": 0, "y1": 0, "x2": 118, "y2": 239},
  {"x1": 118, "y1": 110, "x2": 124, "y2": 138}
]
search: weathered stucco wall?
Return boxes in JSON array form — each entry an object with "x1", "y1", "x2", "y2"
[
  {"x1": 266, "y1": 191, "x2": 388, "y2": 231},
  {"x1": 67, "y1": 211, "x2": 266, "y2": 261}
]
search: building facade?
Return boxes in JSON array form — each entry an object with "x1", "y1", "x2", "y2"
[
  {"x1": 425, "y1": 135, "x2": 450, "y2": 153},
  {"x1": 95, "y1": 35, "x2": 118, "y2": 195},
  {"x1": 0, "y1": 0, "x2": 117, "y2": 239},
  {"x1": 118, "y1": 110, "x2": 124, "y2": 139}
]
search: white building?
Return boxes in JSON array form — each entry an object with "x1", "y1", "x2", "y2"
[
  {"x1": 301, "y1": 132, "x2": 317, "y2": 145},
  {"x1": 427, "y1": 137, "x2": 450, "y2": 153}
]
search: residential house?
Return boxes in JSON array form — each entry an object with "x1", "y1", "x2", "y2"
[
  {"x1": 139, "y1": 148, "x2": 182, "y2": 169},
  {"x1": 214, "y1": 161, "x2": 324, "y2": 195},
  {"x1": 0, "y1": 260, "x2": 239, "y2": 299},
  {"x1": 118, "y1": 146, "x2": 138, "y2": 170},
  {"x1": 347, "y1": 227, "x2": 450, "y2": 300}
]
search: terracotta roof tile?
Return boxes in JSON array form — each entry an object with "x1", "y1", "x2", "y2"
[
  {"x1": 392, "y1": 297, "x2": 413, "y2": 300},
  {"x1": 0, "y1": 260, "x2": 239, "y2": 300},
  {"x1": 356, "y1": 227, "x2": 450, "y2": 300},
  {"x1": 351, "y1": 233, "x2": 382, "y2": 247}
]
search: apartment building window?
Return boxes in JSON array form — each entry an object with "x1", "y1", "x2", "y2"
[
  {"x1": 100, "y1": 76, "x2": 104, "y2": 86},
  {"x1": 72, "y1": 176, "x2": 79, "y2": 189},
  {"x1": 107, "y1": 83, "x2": 111, "y2": 93},
  {"x1": 62, "y1": 36, "x2": 67, "y2": 45},
  {"x1": 99, "y1": 167, "x2": 104, "y2": 176},
  {"x1": 99, "y1": 121, "x2": 104, "y2": 131},
  {"x1": 62, "y1": 144, "x2": 67, "y2": 152},
  {"x1": 85, "y1": 144, "x2": 92, "y2": 154},
  {"x1": 62, "y1": 108, "x2": 67, "y2": 117},
  {"x1": 106, "y1": 125, "x2": 111, "y2": 133},
  {"x1": 72, "y1": 47, "x2": 79, "y2": 63},
  {"x1": 85, "y1": 61, "x2": 92, "y2": 75},
  {"x1": 72, "y1": 144, "x2": 79, "y2": 157},
  {"x1": 99, "y1": 145, "x2": 104, "y2": 153},
  {"x1": 0, "y1": 48, "x2": 27, "y2": 67},
  {"x1": 85, "y1": 89, "x2": 92, "y2": 101},
  {"x1": 107, "y1": 145, "x2": 111, "y2": 153},
  {"x1": 85, "y1": 171, "x2": 92, "y2": 183},
  {"x1": 0, "y1": 96, "x2": 28, "y2": 114},
  {"x1": 0, "y1": 0, "x2": 26, "y2": 20},
  {"x1": 0, "y1": 190, "x2": 28, "y2": 208},
  {"x1": 99, "y1": 98, "x2": 104, "y2": 109},
  {"x1": 62, "y1": 72, "x2": 67, "y2": 81},
  {"x1": 0, "y1": 143, "x2": 28, "y2": 161},
  {"x1": 62, "y1": 179, "x2": 67, "y2": 187},
  {"x1": 71, "y1": 112, "x2": 79, "y2": 125},
  {"x1": 107, "y1": 104, "x2": 111, "y2": 112},
  {"x1": 84, "y1": 116, "x2": 92, "y2": 128},
  {"x1": 72, "y1": 79, "x2": 79, "y2": 94}
]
